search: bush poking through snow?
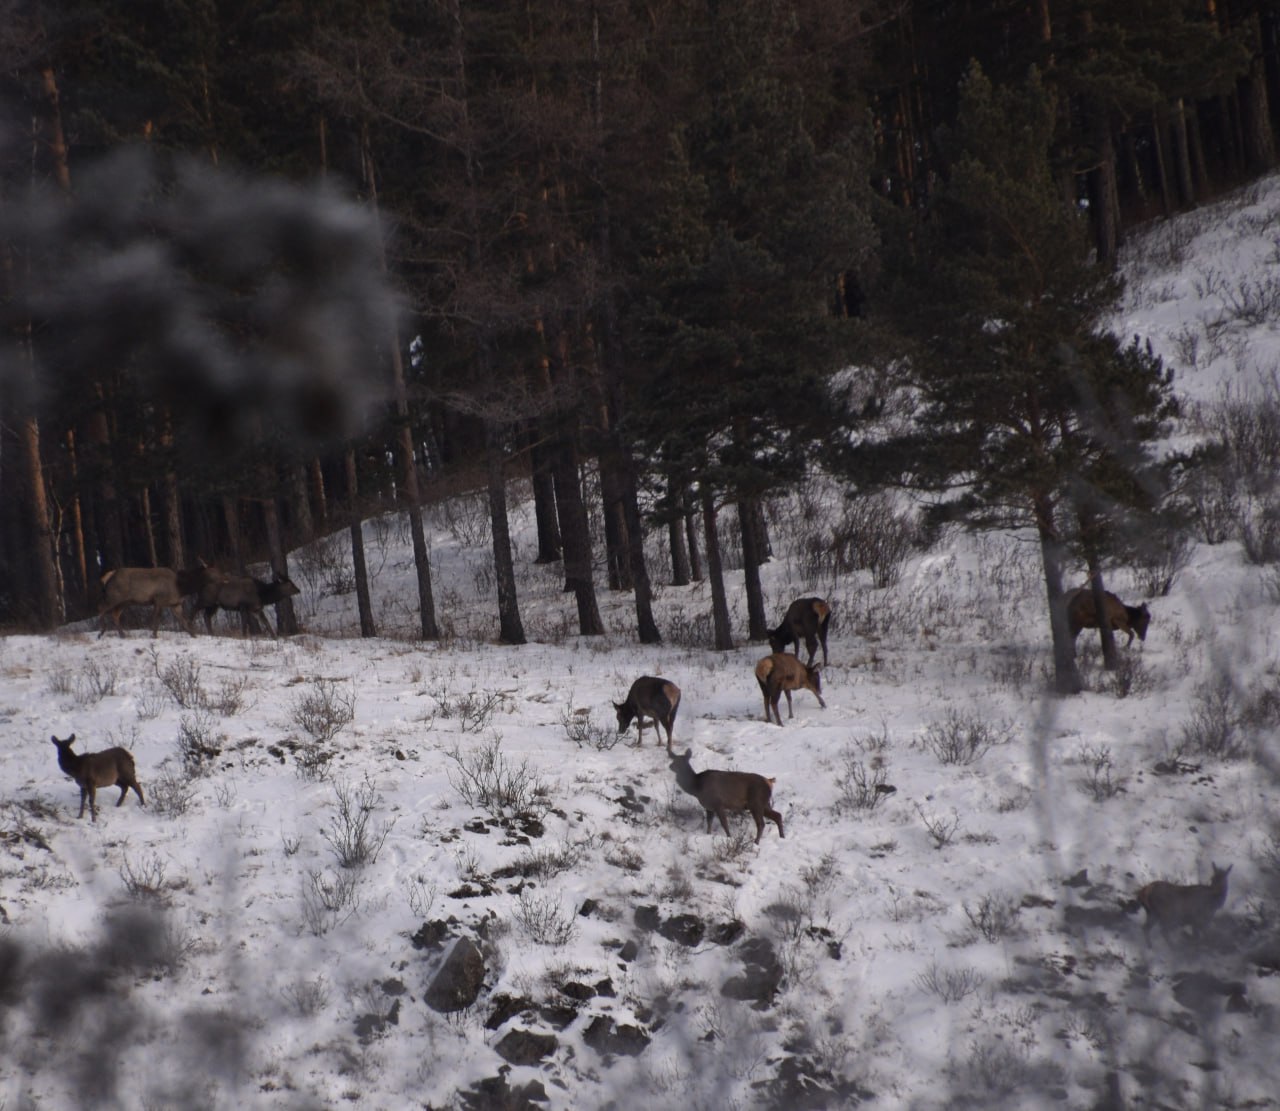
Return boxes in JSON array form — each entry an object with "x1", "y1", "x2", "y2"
[
  {"x1": 915, "y1": 803, "x2": 962, "y2": 849},
  {"x1": 915, "y1": 961, "x2": 983, "y2": 1004},
  {"x1": 560, "y1": 707, "x2": 623, "y2": 751},
  {"x1": 921, "y1": 709, "x2": 1012, "y2": 765},
  {"x1": 1076, "y1": 745, "x2": 1126, "y2": 801},
  {"x1": 962, "y1": 894, "x2": 1020, "y2": 942},
  {"x1": 434, "y1": 689, "x2": 510, "y2": 733},
  {"x1": 147, "y1": 766, "x2": 198, "y2": 818},
  {"x1": 514, "y1": 890, "x2": 577, "y2": 945},
  {"x1": 291, "y1": 678, "x2": 357, "y2": 744},
  {"x1": 1180, "y1": 675, "x2": 1245, "y2": 759},
  {"x1": 322, "y1": 777, "x2": 393, "y2": 869},
  {"x1": 445, "y1": 735, "x2": 552, "y2": 821}
]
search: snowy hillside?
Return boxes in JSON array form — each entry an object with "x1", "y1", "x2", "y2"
[{"x1": 3, "y1": 177, "x2": 1280, "y2": 1110}]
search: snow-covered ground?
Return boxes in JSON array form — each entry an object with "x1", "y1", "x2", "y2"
[{"x1": 3, "y1": 178, "x2": 1280, "y2": 1110}]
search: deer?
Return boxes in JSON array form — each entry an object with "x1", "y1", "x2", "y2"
[
  {"x1": 669, "y1": 749, "x2": 783, "y2": 844},
  {"x1": 97, "y1": 561, "x2": 225, "y2": 638},
  {"x1": 767, "y1": 596, "x2": 832, "y2": 667},
  {"x1": 50, "y1": 734, "x2": 145, "y2": 821},
  {"x1": 198, "y1": 574, "x2": 300, "y2": 637},
  {"x1": 1065, "y1": 587, "x2": 1151, "y2": 646},
  {"x1": 613, "y1": 677, "x2": 681, "y2": 752},
  {"x1": 1137, "y1": 863, "x2": 1231, "y2": 945},
  {"x1": 755, "y1": 653, "x2": 825, "y2": 726}
]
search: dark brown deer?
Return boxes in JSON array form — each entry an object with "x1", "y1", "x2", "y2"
[
  {"x1": 1065, "y1": 587, "x2": 1151, "y2": 646},
  {"x1": 755, "y1": 653, "x2": 825, "y2": 726},
  {"x1": 97, "y1": 562, "x2": 224, "y2": 638},
  {"x1": 767, "y1": 596, "x2": 831, "y2": 666},
  {"x1": 1137, "y1": 863, "x2": 1231, "y2": 945},
  {"x1": 613, "y1": 677, "x2": 681, "y2": 752},
  {"x1": 669, "y1": 749, "x2": 783, "y2": 844},
  {"x1": 50, "y1": 734, "x2": 145, "y2": 821},
  {"x1": 199, "y1": 574, "x2": 300, "y2": 637}
]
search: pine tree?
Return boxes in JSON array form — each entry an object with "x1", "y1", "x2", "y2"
[{"x1": 863, "y1": 63, "x2": 1175, "y2": 694}]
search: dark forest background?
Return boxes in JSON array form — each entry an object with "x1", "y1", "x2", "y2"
[{"x1": 2, "y1": 0, "x2": 1276, "y2": 685}]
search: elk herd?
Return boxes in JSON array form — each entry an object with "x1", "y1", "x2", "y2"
[{"x1": 60, "y1": 563, "x2": 1231, "y2": 950}]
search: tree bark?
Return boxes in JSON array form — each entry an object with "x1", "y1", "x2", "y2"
[
  {"x1": 345, "y1": 447, "x2": 376, "y2": 637},
  {"x1": 701, "y1": 485, "x2": 734, "y2": 651},
  {"x1": 550, "y1": 422, "x2": 604, "y2": 635},
  {"x1": 485, "y1": 418, "x2": 526, "y2": 644},
  {"x1": 668, "y1": 474, "x2": 692, "y2": 586},
  {"x1": 528, "y1": 426, "x2": 562, "y2": 563},
  {"x1": 738, "y1": 497, "x2": 769, "y2": 640},
  {"x1": 1035, "y1": 493, "x2": 1082, "y2": 694}
]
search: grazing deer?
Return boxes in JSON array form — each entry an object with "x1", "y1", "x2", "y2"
[
  {"x1": 51, "y1": 734, "x2": 145, "y2": 821},
  {"x1": 755, "y1": 653, "x2": 825, "y2": 726},
  {"x1": 669, "y1": 749, "x2": 783, "y2": 844},
  {"x1": 614, "y1": 677, "x2": 681, "y2": 752},
  {"x1": 1066, "y1": 587, "x2": 1151, "y2": 646},
  {"x1": 1137, "y1": 863, "x2": 1231, "y2": 944},
  {"x1": 767, "y1": 597, "x2": 831, "y2": 667}
]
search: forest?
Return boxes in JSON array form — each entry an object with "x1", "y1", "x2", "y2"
[{"x1": 3, "y1": 0, "x2": 1279, "y2": 691}]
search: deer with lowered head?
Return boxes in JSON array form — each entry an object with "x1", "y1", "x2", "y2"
[
  {"x1": 755, "y1": 653, "x2": 825, "y2": 726},
  {"x1": 1137, "y1": 862, "x2": 1231, "y2": 945},
  {"x1": 1065, "y1": 586, "x2": 1151, "y2": 647},
  {"x1": 613, "y1": 676, "x2": 681, "y2": 752},
  {"x1": 51, "y1": 734, "x2": 145, "y2": 821},
  {"x1": 669, "y1": 748, "x2": 783, "y2": 844},
  {"x1": 767, "y1": 596, "x2": 831, "y2": 667}
]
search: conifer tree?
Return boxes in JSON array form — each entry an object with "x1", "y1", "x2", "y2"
[{"x1": 860, "y1": 63, "x2": 1175, "y2": 694}]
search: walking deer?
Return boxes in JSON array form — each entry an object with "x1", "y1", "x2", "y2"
[
  {"x1": 1137, "y1": 863, "x2": 1231, "y2": 944},
  {"x1": 669, "y1": 749, "x2": 783, "y2": 844},
  {"x1": 1066, "y1": 587, "x2": 1151, "y2": 646}
]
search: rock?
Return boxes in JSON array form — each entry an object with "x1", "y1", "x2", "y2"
[
  {"x1": 458, "y1": 1070, "x2": 549, "y2": 1110},
  {"x1": 634, "y1": 905, "x2": 660, "y2": 931},
  {"x1": 618, "y1": 940, "x2": 639, "y2": 962},
  {"x1": 658, "y1": 914, "x2": 705, "y2": 946},
  {"x1": 486, "y1": 993, "x2": 534, "y2": 1030},
  {"x1": 494, "y1": 1028, "x2": 558, "y2": 1066},
  {"x1": 411, "y1": 920, "x2": 452, "y2": 952},
  {"x1": 582, "y1": 1015, "x2": 650, "y2": 1058},
  {"x1": 425, "y1": 937, "x2": 486, "y2": 1013}
]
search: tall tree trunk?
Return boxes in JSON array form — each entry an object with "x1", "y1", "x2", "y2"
[
  {"x1": 64, "y1": 428, "x2": 89, "y2": 612},
  {"x1": 1035, "y1": 493, "x2": 1082, "y2": 695},
  {"x1": 1150, "y1": 110, "x2": 1176, "y2": 217},
  {"x1": 701, "y1": 486, "x2": 733, "y2": 651},
  {"x1": 685, "y1": 490, "x2": 704, "y2": 583},
  {"x1": 528, "y1": 426, "x2": 562, "y2": 563},
  {"x1": 738, "y1": 497, "x2": 768, "y2": 640},
  {"x1": 668, "y1": 474, "x2": 692, "y2": 586},
  {"x1": 550, "y1": 422, "x2": 604, "y2": 635},
  {"x1": 308, "y1": 458, "x2": 328, "y2": 534},
  {"x1": 289, "y1": 464, "x2": 315, "y2": 549},
  {"x1": 222, "y1": 495, "x2": 244, "y2": 573},
  {"x1": 1242, "y1": 43, "x2": 1278, "y2": 173},
  {"x1": 345, "y1": 446, "x2": 376, "y2": 637},
  {"x1": 362, "y1": 125, "x2": 438, "y2": 640},
  {"x1": 1171, "y1": 97, "x2": 1196, "y2": 208},
  {"x1": 486, "y1": 419, "x2": 526, "y2": 644},
  {"x1": 261, "y1": 492, "x2": 299, "y2": 636},
  {"x1": 19, "y1": 413, "x2": 59, "y2": 627}
]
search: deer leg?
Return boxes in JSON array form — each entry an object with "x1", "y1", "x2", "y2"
[
  {"x1": 752, "y1": 810, "x2": 765, "y2": 843},
  {"x1": 785, "y1": 690, "x2": 794, "y2": 718},
  {"x1": 716, "y1": 809, "x2": 732, "y2": 837},
  {"x1": 767, "y1": 808, "x2": 784, "y2": 838}
]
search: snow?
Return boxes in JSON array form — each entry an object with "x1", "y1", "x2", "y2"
[{"x1": 4, "y1": 176, "x2": 1280, "y2": 1110}]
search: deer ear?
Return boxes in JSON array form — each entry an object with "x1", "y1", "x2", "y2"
[
  {"x1": 612, "y1": 701, "x2": 623, "y2": 711},
  {"x1": 50, "y1": 735, "x2": 57, "y2": 744}
]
